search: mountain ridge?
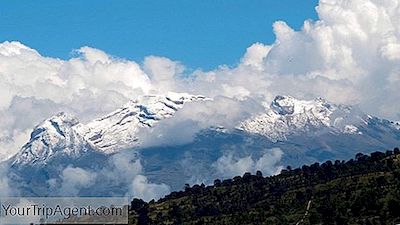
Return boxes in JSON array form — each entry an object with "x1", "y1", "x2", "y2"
[
  {"x1": 11, "y1": 112, "x2": 91, "y2": 166},
  {"x1": 3, "y1": 94, "x2": 400, "y2": 197},
  {"x1": 238, "y1": 95, "x2": 377, "y2": 141},
  {"x1": 9, "y1": 92, "x2": 209, "y2": 166},
  {"x1": 13, "y1": 94, "x2": 399, "y2": 166}
]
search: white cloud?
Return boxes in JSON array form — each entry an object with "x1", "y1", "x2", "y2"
[
  {"x1": 259, "y1": 0, "x2": 400, "y2": 117},
  {"x1": 213, "y1": 148, "x2": 284, "y2": 178},
  {"x1": 111, "y1": 152, "x2": 171, "y2": 201},
  {"x1": 49, "y1": 151, "x2": 170, "y2": 200},
  {"x1": 104, "y1": 151, "x2": 143, "y2": 182},
  {"x1": 137, "y1": 96, "x2": 264, "y2": 147},
  {"x1": 130, "y1": 175, "x2": 170, "y2": 202},
  {"x1": 0, "y1": 128, "x2": 31, "y2": 161},
  {"x1": 59, "y1": 166, "x2": 97, "y2": 196},
  {"x1": 143, "y1": 56, "x2": 184, "y2": 93},
  {"x1": 0, "y1": 42, "x2": 154, "y2": 160},
  {"x1": 241, "y1": 42, "x2": 272, "y2": 70}
]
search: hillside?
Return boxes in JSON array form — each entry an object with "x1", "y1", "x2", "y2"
[{"x1": 130, "y1": 147, "x2": 400, "y2": 225}]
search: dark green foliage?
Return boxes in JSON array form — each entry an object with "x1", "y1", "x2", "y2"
[{"x1": 130, "y1": 147, "x2": 400, "y2": 225}]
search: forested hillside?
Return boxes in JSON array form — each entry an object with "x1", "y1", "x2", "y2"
[{"x1": 130, "y1": 147, "x2": 400, "y2": 225}]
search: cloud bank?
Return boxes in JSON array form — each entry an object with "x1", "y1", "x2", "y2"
[
  {"x1": 213, "y1": 148, "x2": 284, "y2": 178},
  {"x1": 1, "y1": 0, "x2": 400, "y2": 197},
  {"x1": 47, "y1": 151, "x2": 170, "y2": 201}
]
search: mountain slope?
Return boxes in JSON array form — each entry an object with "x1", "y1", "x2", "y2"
[
  {"x1": 130, "y1": 148, "x2": 400, "y2": 225},
  {"x1": 11, "y1": 112, "x2": 91, "y2": 166},
  {"x1": 239, "y1": 95, "x2": 380, "y2": 140},
  {"x1": 76, "y1": 92, "x2": 208, "y2": 153}
]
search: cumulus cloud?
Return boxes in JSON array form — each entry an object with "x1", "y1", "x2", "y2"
[
  {"x1": 241, "y1": 42, "x2": 272, "y2": 70},
  {"x1": 213, "y1": 148, "x2": 284, "y2": 178},
  {"x1": 0, "y1": 42, "x2": 154, "y2": 160},
  {"x1": 138, "y1": 96, "x2": 264, "y2": 147},
  {"x1": 59, "y1": 166, "x2": 97, "y2": 196},
  {"x1": 180, "y1": 0, "x2": 400, "y2": 120},
  {"x1": 143, "y1": 56, "x2": 184, "y2": 93},
  {"x1": 261, "y1": 0, "x2": 400, "y2": 117},
  {"x1": 45, "y1": 151, "x2": 170, "y2": 201},
  {"x1": 130, "y1": 175, "x2": 170, "y2": 202},
  {"x1": 104, "y1": 151, "x2": 171, "y2": 200}
]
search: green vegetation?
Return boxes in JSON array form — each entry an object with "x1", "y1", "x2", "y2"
[{"x1": 130, "y1": 147, "x2": 400, "y2": 225}]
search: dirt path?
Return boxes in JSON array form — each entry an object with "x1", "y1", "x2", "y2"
[{"x1": 295, "y1": 199, "x2": 312, "y2": 225}]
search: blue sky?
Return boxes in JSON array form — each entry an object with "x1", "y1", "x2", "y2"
[{"x1": 0, "y1": 0, "x2": 318, "y2": 70}]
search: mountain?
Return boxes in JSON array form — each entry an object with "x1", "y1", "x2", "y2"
[
  {"x1": 139, "y1": 96, "x2": 400, "y2": 190},
  {"x1": 12, "y1": 112, "x2": 92, "y2": 166},
  {"x1": 5, "y1": 92, "x2": 208, "y2": 196},
  {"x1": 240, "y1": 95, "x2": 376, "y2": 140},
  {"x1": 130, "y1": 148, "x2": 400, "y2": 225},
  {"x1": 3, "y1": 94, "x2": 400, "y2": 196},
  {"x1": 9, "y1": 92, "x2": 208, "y2": 166},
  {"x1": 76, "y1": 92, "x2": 209, "y2": 153}
]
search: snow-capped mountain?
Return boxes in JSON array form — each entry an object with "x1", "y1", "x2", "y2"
[
  {"x1": 12, "y1": 94, "x2": 396, "y2": 168},
  {"x1": 12, "y1": 112, "x2": 91, "y2": 166},
  {"x1": 4, "y1": 94, "x2": 400, "y2": 196},
  {"x1": 10, "y1": 92, "x2": 209, "y2": 166},
  {"x1": 239, "y1": 95, "x2": 371, "y2": 141},
  {"x1": 76, "y1": 92, "x2": 209, "y2": 153}
]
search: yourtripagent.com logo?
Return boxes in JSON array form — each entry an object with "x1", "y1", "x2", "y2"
[{"x1": 0, "y1": 197, "x2": 128, "y2": 224}]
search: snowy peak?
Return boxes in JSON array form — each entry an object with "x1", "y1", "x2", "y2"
[
  {"x1": 131, "y1": 92, "x2": 209, "y2": 127},
  {"x1": 31, "y1": 112, "x2": 79, "y2": 138},
  {"x1": 270, "y1": 95, "x2": 296, "y2": 115},
  {"x1": 78, "y1": 92, "x2": 209, "y2": 153},
  {"x1": 12, "y1": 112, "x2": 89, "y2": 166},
  {"x1": 12, "y1": 92, "x2": 209, "y2": 165},
  {"x1": 239, "y1": 95, "x2": 362, "y2": 141},
  {"x1": 270, "y1": 95, "x2": 338, "y2": 117}
]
